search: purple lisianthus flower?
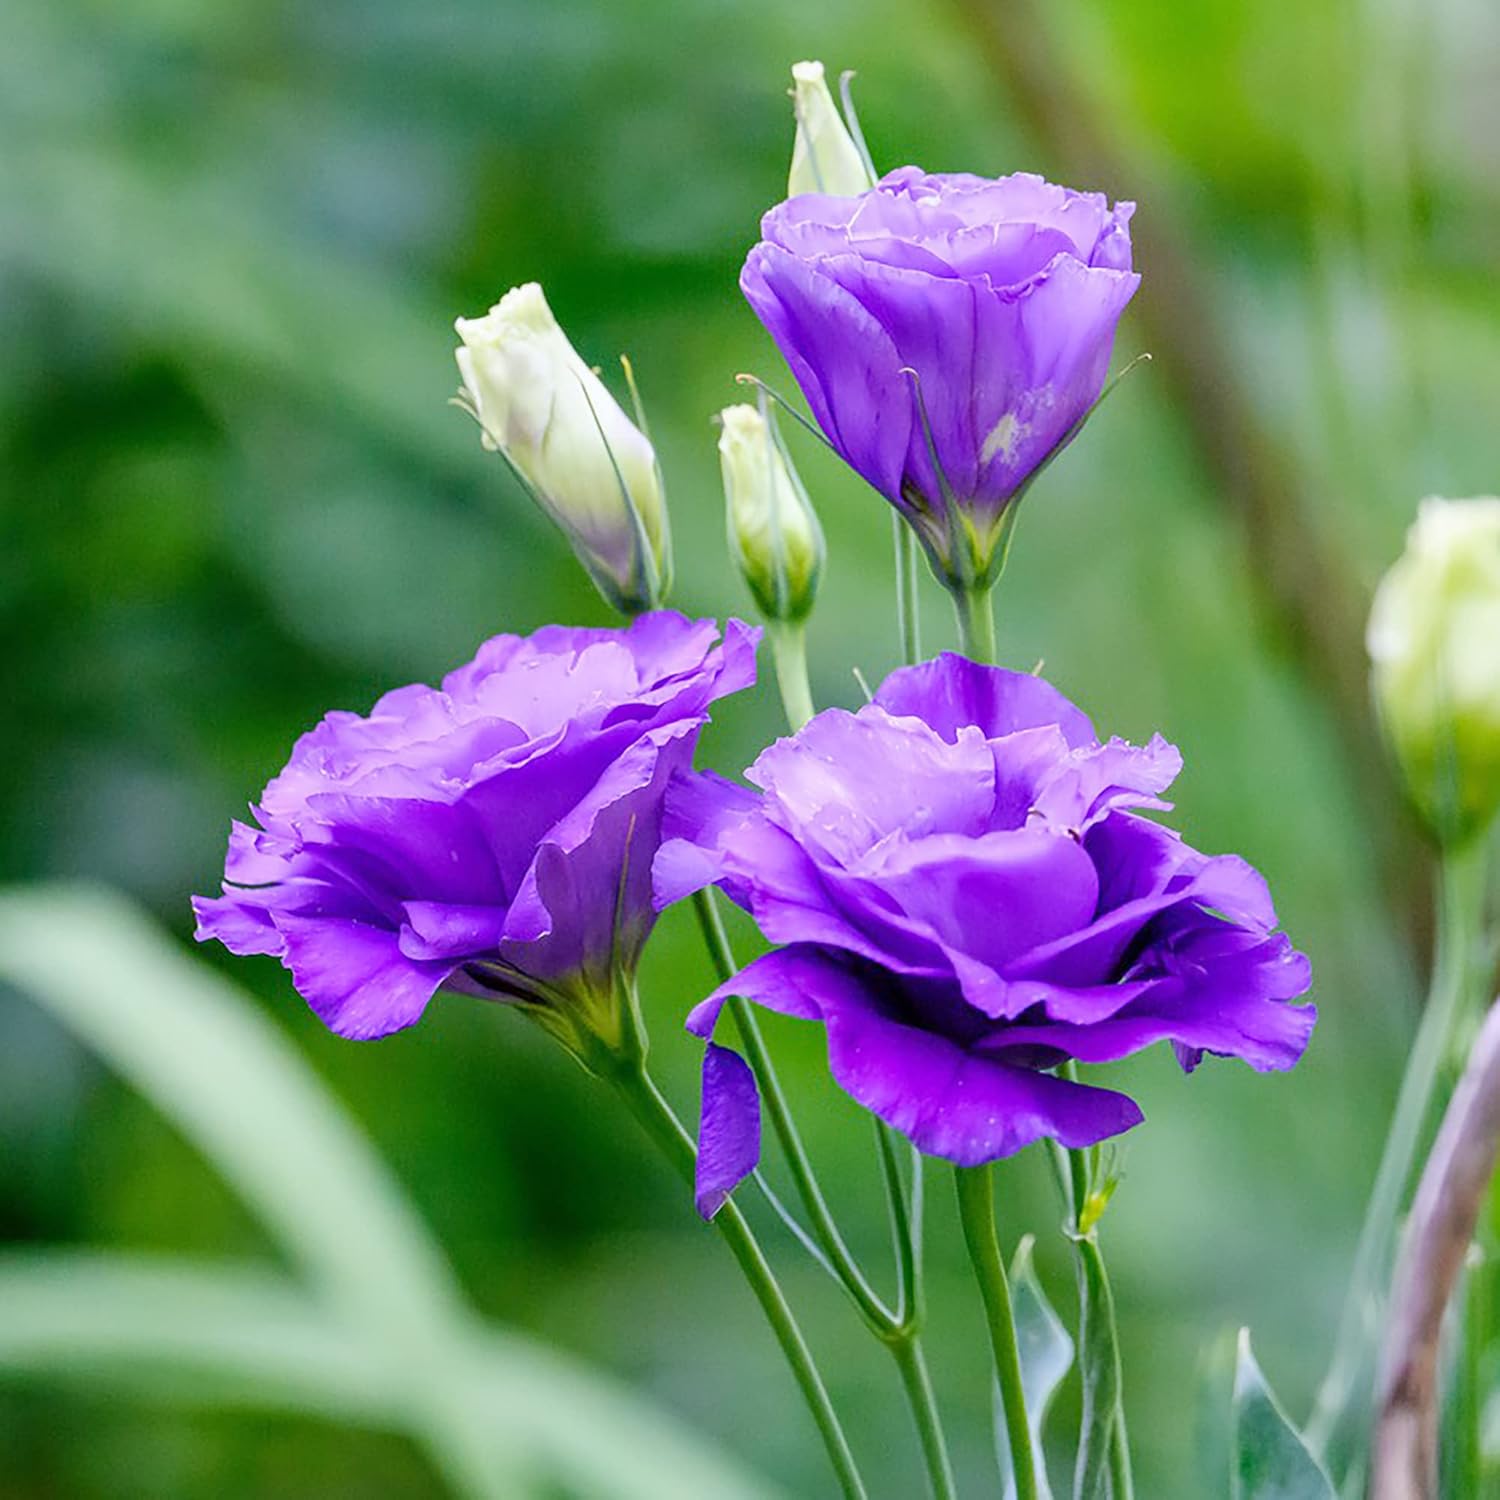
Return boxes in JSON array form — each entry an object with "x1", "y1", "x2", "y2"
[
  {"x1": 194, "y1": 613, "x2": 757, "y2": 1056},
  {"x1": 742, "y1": 168, "x2": 1140, "y2": 586},
  {"x1": 655, "y1": 654, "x2": 1313, "y2": 1217}
]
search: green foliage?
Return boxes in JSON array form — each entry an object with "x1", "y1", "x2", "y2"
[
  {"x1": 5, "y1": 0, "x2": 1500, "y2": 1489},
  {"x1": 0, "y1": 886, "x2": 780, "y2": 1500}
]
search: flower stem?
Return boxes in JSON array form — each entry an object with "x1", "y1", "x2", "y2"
[
  {"x1": 890, "y1": 1334, "x2": 957, "y2": 1500},
  {"x1": 767, "y1": 619, "x2": 816, "y2": 732},
  {"x1": 1308, "y1": 836, "x2": 1491, "y2": 1463},
  {"x1": 951, "y1": 579, "x2": 997, "y2": 664},
  {"x1": 1052, "y1": 1066, "x2": 1136, "y2": 1499},
  {"x1": 955, "y1": 1163, "x2": 1038, "y2": 1500},
  {"x1": 893, "y1": 512, "x2": 922, "y2": 666},
  {"x1": 694, "y1": 890, "x2": 955, "y2": 1495},
  {"x1": 609, "y1": 1057, "x2": 867, "y2": 1500},
  {"x1": 692, "y1": 890, "x2": 893, "y2": 1329},
  {"x1": 875, "y1": 1125, "x2": 956, "y2": 1500}
]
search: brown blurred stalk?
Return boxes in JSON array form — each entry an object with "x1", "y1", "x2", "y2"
[
  {"x1": 948, "y1": 0, "x2": 1431, "y2": 956},
  {"x1": 1370, "y1": 998, "x2": 1500, "y2": 1500}
]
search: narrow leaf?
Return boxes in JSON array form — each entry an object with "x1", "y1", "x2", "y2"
[
  {"x1": 1233, "y1": 1329, "x2": 1336, "y2": 1500},
  {"x1": 996, "y1": 1235, "x2": 1074, "y2": 1500}
]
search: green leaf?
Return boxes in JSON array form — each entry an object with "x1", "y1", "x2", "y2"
[
  {"x1": 1072, "y1": 1235, "x2": 1123, "y2": 1500},
  {"x1": 996, "y1": 1234, "x2": 1075, "y2": 1500},
  {"x1": 1233, "y1": 1329, "x2": 1336, "y2": 1500},
  {"x1": 0, "y1": 1252, "x2": 783, "y2": 1500}
]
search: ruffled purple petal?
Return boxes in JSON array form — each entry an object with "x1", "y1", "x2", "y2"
[
  {"x1": 748, "y1": 705, "x2": 997, "y2": 862},
  {"x1": 875, "y1": 654, "x2": 1096, "y2": 749},
  {"x1": 195, "y1": 614, "x2": 757, "y2": 1043}
]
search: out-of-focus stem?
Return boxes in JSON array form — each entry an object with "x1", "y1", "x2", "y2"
[
  {"x1": 1309, "y1": 838, "x2": 1490, "y2": 1460},
  {"x1": 1371, "y1": 996, "x2": 1500, "y2": 1500},
  {"x1": 955, "y1": 1163, "x2": 1038, "y2": 1500}
]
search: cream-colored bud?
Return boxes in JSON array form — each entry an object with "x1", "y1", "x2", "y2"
[
  {"x1": 1368, "y1": 496, "x2": 1500, "y2": 846},
  {"x1": 787, "y1": 61, "x2": 875, "y2": 199},
  {"x1": 454, "y1": 283, "x2": 670, "y2": 613},
  {"x1": 718, "y1": 403, "x2": 824, "y2": 623}
]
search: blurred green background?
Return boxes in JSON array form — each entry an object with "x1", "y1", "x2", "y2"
[{"x1": 3, "y1": 0, "x2": 1497, "y2": 1493}]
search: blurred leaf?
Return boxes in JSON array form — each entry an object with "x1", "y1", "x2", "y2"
[
  {"x1": 0, "y1": 884, "x2": 463, "y2": 1336},
  {"x1": 1195, "y1": 1327, "x2": 1240, "y2": 1495},
  {"x1": 1071, "y1": 1235, "x2": 1123, "y2": 1500},
  {"x1": 0, "y1": 886, "x2": 782, "y2": 1500},
  {"x1": 1233, "y1": 1329, "x2": 1336, "y2": 1500},
  {"x1": 995, "y1": 1234, "x2": 1074, "y2": 1500},
  {"x1": 0, "y1": 1251, "x2": 782, "y2": 1500}
]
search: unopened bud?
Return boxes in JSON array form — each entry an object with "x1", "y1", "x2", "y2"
[
  {"x1": 1368, "y1": 496, "x2": 1500, "y2": 846},
  {"x1": 787, "y1": 61, "x2": 875, "y2": 200},
  {"x1": 455, "y1": 283, "x2": 671, "y2": 614},
  {"x1": 718, "y1": 403, "x2": 823, "y2": 623}
]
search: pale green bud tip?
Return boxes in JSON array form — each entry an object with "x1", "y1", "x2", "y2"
[
  {"x1": 718, "y1": 403, "x2": 824, "y2": 623},
  {"x1": 1368, "y1": 495, "x2": 1500, "y2": 846},
  {"x1": 787, "y1": 60, "x2": 875, "y2": 200},
  {"x1": 453, "y1": 283, "x2": 670, "y2": 615}
]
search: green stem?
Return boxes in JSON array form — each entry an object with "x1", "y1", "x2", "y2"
[
  {"x1": 876, "y1": 1127, "x2": 956, "y2": 1500},
  {"x1": 767, "y1": 619, "x2": 816, "y2": 732},
  {"x1": 694, "y1": 890, "x2": 955, "y2": 1493},
  {"x1": 893, "y1": 513, "x2": 922, "y2": 666},
  {"x1": 1072, "y1": 1233, "x2": 1128, "y2": 1500},
  {"x1": 891, "y1": 1335, "x2": 958, "y2": 1500},
  {"x1": 875, "y1": 1122, "x2": 921, "y2": 1327},
  {"x1": 691, "y1": 892, "x2": 891, "y2": 1329},
  {"x1": 955, "y1": 1163, "x2": 1038, "y2": 1500},
  {"x1": 1055, "y1": 1062, "x2": 1135, "y2": 1499},
  {"x1": 1308, "y1": 837, "x2": 1491, "y2": 1461},
  {"x1": 951, "y1": 579, "x2": 997, "y2": 664},
  {"x1": 609, "y1": 1058, "x2": 867, "y2": 1500}
]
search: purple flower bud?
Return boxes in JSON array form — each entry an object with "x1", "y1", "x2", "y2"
[
  {"x1": 194, "y1": 614, "x2": 757, "y2": 1061},
  {"x1": 655, "y1": 653, "x2": 1312, "y2": 1216},
  {"x1": 741, "y1": 169, "x2": 1140, "y2": 586}
]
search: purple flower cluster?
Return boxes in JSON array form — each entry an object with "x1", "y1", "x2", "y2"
[
  {"x1": 194, "y1": 614, "x2": 756, "y2": 1048},
  {"x1": 743, "y1": 168, "x2": 1139, "y2": 581},
  {"x1": 655, "y1": 654, "x2": 1313, "y2": 1215}
]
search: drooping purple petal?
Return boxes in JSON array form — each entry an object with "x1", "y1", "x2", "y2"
[{"x1": 695, "y1": 1043, "x2": 762, "y2": 1219}]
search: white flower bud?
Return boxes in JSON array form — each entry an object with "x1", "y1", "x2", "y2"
[
  {"x1": 1368, "y1": 496, "x2": 1500, "y2": 846},
  {"x1": 455, "y1": 283, "x2": 670, "y2": 613},
  {"x1": 788, "y1": 61, "x2": 875, "y2": 200},
  {"x1": 718, "y1": 403, "x2": 824, "y2": 623}
]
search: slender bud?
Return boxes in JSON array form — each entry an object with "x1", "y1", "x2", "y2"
[
  {"x1": 1368, "y1": 496, "x2": 1500, "y2": 847},
  {"x1": 787, "y1": 61, "x2": 875, "y2": 199},
  {"x1": 718, "y1": 403, "x2": 824, "y2": 624},
  {"x1": 454, "y1": 283, "x2": 671, "y2": 614}
]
